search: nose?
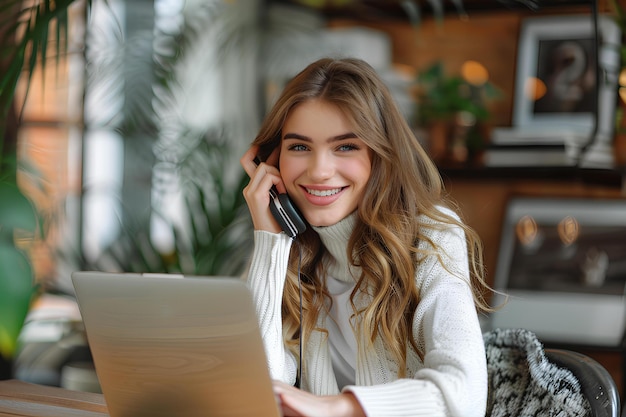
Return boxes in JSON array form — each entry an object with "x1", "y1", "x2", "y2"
[{"x1": 307, "y1": 152, "x2": 335, "y2": 182}]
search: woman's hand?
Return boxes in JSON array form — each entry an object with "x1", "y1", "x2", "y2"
[
  {"x1": 240, "y1": 146, "x2": 285, "y2": 234},
  {"x1": 273, "y1": 380, "x2": 365, "y2": 417}
]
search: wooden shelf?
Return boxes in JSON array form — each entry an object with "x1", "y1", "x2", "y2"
[
  {"x1": 279, "y1": 0, "x2": 594, "y2": 21},
  {"x1": 439, "y1": 164, "x2": 626, "y2": 189}
]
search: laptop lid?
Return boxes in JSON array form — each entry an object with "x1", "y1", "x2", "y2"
[
  {"x1": 488, "y1": 197, "x2": 626, "y2": 347},
  {"x1": 71, "y1": 271, "x2": 281, "y2": 417}
]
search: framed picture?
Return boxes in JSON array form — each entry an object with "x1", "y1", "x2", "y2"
[
  {"x1": 511, "y1": 15, "x2": 621, "y2": 137},
  {"x1": 489, "y1": 197, "x2": 626, "y2": 346}
]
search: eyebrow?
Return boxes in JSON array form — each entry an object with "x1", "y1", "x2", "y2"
[{"x1": 282, "y1": 132, "x2": 358, "y2": 142}]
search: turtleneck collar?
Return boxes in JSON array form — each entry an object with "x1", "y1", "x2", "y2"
[{"x1": 311, "y1": 212, "x2": 361, "y2": 284}]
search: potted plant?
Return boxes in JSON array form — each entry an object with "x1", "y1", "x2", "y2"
[
  {"x1": 59, "y1": 132, "x2": 254, "y2": 277},
  {"x1": 0, "y1": 175, "x2": 39, "y2": 379},
  {"x1": 413, "y1": 60, "x2": 502, "y2": 164},
  {"x1": 0, "y1": 0, "x2": 245, "y2": 379},
  {"x1": 0, "y1": 0, "x2": 61, "y2": 379}
]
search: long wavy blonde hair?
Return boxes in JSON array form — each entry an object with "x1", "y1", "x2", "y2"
[{"x1": 252, "y1": 57, "x2": 492, "y2": 377}]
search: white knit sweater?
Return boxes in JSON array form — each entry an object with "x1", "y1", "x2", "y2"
[{"x1": 245, "y1": 210, "x2": 487, "y2": 417}]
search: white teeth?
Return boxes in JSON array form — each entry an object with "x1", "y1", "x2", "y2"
[{"x1": 306, "y1": 188, "x2": 342, "y2": 197}]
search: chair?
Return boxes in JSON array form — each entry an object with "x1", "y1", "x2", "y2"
[
  {"x1": 484, "y1": 328, "x2": 621, "y2": 417},
  {"x1": 545, "y1": 349, "x2": 620, "y2": 417}
]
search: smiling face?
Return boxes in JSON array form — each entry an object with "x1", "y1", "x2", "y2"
[{"x1": 279, "y1": 99, "x2": 373, "y2": 227}]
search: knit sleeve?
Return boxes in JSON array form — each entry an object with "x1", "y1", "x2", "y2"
[
  {"x1": 244, "y1": 230, "x2": 298, "y2": 385},
  {"x1": 345, "y1": 215, "x2": 487, "y2": 417},
  {"x1": 411, "y1": 219, "x2": 487, "y2": 417},
  {"x1": 344, "y1": 379, "x2": 447, "y2": 417}
]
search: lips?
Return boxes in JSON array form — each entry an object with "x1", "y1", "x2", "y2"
[{"x1": 300, "y1": 185, "x2": 346, "y2": 206}]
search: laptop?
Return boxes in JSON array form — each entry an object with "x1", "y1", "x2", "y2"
[
  {"x1": 71, "y1": 271, "x2": 282, "y2": 417},
  {"x1": 487, "y1": 197, "x2": 626, "y2": 347}
]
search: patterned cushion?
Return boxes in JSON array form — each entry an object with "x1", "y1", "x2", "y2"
[{"x1": 484, "y1": 328, "x2": 592, "y2": 417}]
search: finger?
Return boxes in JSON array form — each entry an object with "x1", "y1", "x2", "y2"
[
  {"x1": 272, "y1": 383, "x2": 300, "y2": 416},
  {"x1": 263, "y1": 148, "x2": 287, "y2": 194},
  {"x1": 279, "y1": 402, "x2": 300, "y2": 417},
  {"x1": 252, "y1": 150, "x2": 287, "y2": 195},
  {"x1": 242, "y1": 170, "x2": 283, "y2": 234},
  {"x1": 274, "y1": 182, "x2": 287, "y2": 195},
  {"x1": 272, "y1": 379, "x2": 291, "y2": 393},
  {"x1": 240, "y1": 146, "x2": 260, "y2": 177},
  {"x1": 272, "y1": 380, "x2": 302, "y2": 397}
]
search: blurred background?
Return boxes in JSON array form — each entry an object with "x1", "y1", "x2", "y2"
[{"x1": 2, "y1": 0, "x2": 626, "y2": 400}]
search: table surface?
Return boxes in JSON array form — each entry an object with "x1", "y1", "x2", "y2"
[{"x1": 0, "y1": 379, "x2": 109, "y2": 417}]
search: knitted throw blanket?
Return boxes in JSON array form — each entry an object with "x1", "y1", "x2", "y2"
[{"x1": 484, "y1": 328, "x2": 592, "y2": 417}]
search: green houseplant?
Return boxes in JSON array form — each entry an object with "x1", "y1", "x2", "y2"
[
  {"x1": 61, "y1": 132, "x2": 254, "y2": 277},
  {"x1": 414, "y1": 60, "x2": 502, "y2": 163},
  {"x1": 0, "y1": 0, "x2": 256, "y2": 377},
  {"x1": 0, "y1": 0, "x2": 330, "y2": 379},
  {"x1": 0, "y1": 0, "x2": 76, "y2": 377}
]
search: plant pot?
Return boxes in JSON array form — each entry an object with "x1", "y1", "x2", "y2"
[
  {"x1": 427, "y1": 121, "x2": 449, "y2": 163},
  {"x1": 0, "y1": 353, "x2": 13, "y2": 380}
]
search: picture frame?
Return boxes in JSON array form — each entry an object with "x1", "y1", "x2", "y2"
[
  {"x1": 511, "y1": 14, "x2": 621, "y2": 139},
  {"x1": 489, "y1": 197, "x2": 626, "y2": 347}
]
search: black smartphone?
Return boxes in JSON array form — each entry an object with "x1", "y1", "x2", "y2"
[{"x1": 253, "y1": 157, "x2": 307, "y2": 238}]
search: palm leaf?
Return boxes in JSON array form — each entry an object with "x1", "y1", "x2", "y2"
[
  {"x1": 0, "y1": 0, "x2": 91, "y2": 359},
  {"x1": 0, "y1": 0, "x2": 86, "y2": 136}
]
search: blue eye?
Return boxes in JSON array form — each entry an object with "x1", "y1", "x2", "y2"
[
  {"x1": 288, "y1": 144, "x2": 308, "y2": 152},
  {"x1": 337, "y1": 143, "x2": 360, "y2": 152}
]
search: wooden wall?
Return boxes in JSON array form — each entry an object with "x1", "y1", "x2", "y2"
[
  {"x1": 329, "y1": 5, "x2": 603, "y2": 127},
  {"x1": 329, "y1": 4, "x2": 626, "y2": 282}
]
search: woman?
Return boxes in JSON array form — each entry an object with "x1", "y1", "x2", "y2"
[{"x1": 240, "y1": 57, "x2": 492, "y2": 417}]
